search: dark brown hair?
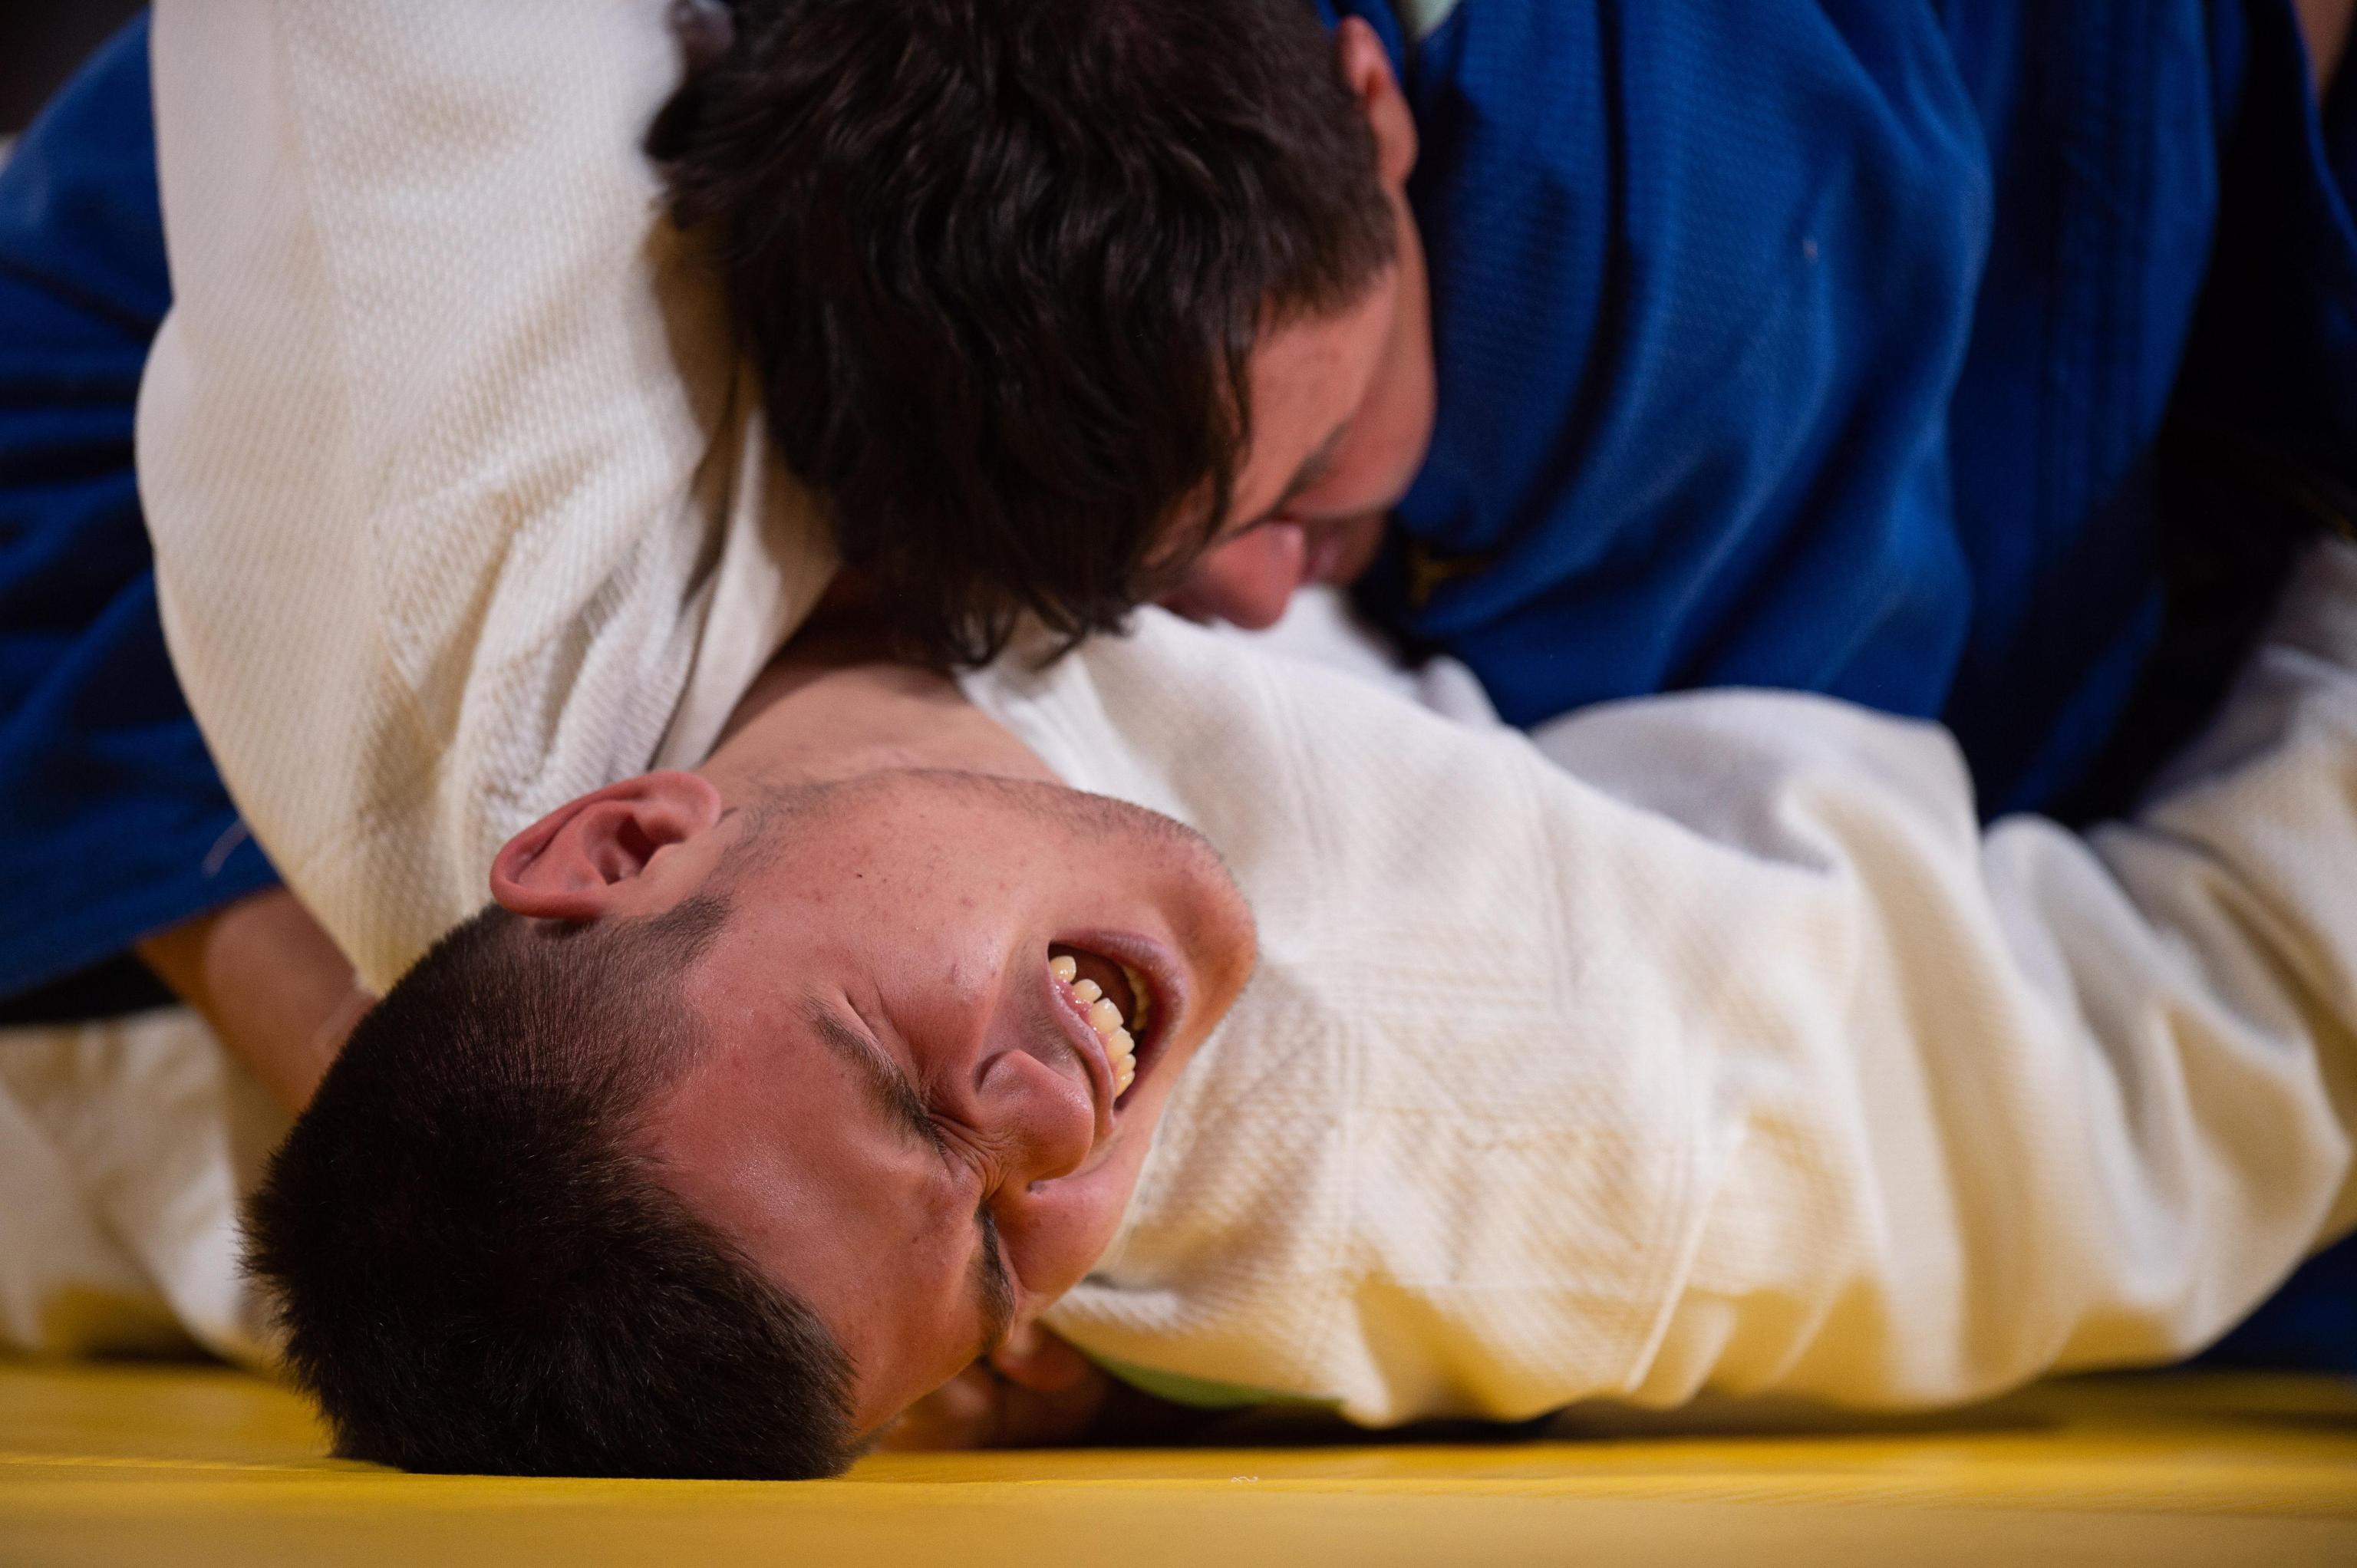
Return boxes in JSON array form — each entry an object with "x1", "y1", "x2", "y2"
[
  {"x1": 650, "y1": 0, "x2": 1396, "y2": 664},
  {"x1": 244, "y1": 899, "x2": 859, "y2": 1479}
]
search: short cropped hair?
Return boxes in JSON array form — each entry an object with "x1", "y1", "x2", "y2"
[
  {"x1": 244, "y1": 899, "x2": 859, "y2": 1479},
  {"x1": 650, "y1": 0, "x2": 1396, "y2": 665}
]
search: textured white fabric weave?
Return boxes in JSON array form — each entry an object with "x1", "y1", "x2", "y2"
[
  {"x1": 137, "y1": 0, "x2": 834, "y2": 992},
  {"x1": 0, "y1": 1010, "x2": 284, "y2": 1365},
  {"x1": 975, "y1": 555, "x2": 2357, "y2": 1422}
]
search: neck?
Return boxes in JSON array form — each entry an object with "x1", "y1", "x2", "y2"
[{"x1": 698, "y1": 616, "x2": 1057, "y2": 800}]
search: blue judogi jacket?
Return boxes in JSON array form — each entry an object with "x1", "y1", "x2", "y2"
[{"x1": 1338, "y1": 0, "x2": 2357, "y2": 820}]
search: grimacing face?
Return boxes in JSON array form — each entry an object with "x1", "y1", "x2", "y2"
[{"x1": 637, "y1": 769, "x2": 1257, "y2": 1438}]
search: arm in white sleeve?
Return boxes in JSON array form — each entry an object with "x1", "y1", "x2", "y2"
[
  {"x1": 994, "y1": 545, "x2": 2357, "y2": 1421},
  {"x1": 136, "y1": 0, "x2": 832, "y2": 990},
  {"x1": 1544, "y1": 540, "x2": 2357, "y2": 1407}
]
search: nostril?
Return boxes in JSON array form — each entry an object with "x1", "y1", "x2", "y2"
[{"x1": 976, "y1": 1046, "x2": 1100, "y2": 1180}]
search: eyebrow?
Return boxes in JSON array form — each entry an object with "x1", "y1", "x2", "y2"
[
  {"x1": 809, "y1": 1000, "x2": 933, "y2": 1146},
  {"x1": 1225, "y1": 419, "x2": 1350, "y2": 539},
  {"x1": 806, "y1": 1000, "x2": 1017, "y2": 1359}
]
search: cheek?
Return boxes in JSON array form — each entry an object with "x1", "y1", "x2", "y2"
[
  {"x1": 824, "y1": 814, "x2": 1051, "y2": 937},
  {"x1": 1366, "y1": 371, "x2": 1437, "y2": 496},
  {"x1": 1307, "y1": 385, "x2": 1435, "y2": 522}
]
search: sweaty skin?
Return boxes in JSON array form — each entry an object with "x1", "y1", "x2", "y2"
[{"x1": 487, "y1": 617, "x2": 1258, "y2": 1439}]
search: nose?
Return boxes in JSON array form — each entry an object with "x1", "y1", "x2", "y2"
[
  {"x1": 971, "y1": 1045, "x2": 1099, "y2": 1189},
  {"x1": 1169, "y1": 524, "x2": 1307, "y2": 629},
  {"x1": 971, "y1": 1038, "x2": 1126, "y2": 1303}
]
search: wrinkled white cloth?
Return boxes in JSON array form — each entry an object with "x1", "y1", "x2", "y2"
[
  {"x1": 136, "y1": 0, "x2": 836, "y2": 994},
  {"x1": 129, "y1": 0, "x2": 2356, "y2": 1422},
  {"x1": 0, "y1": 1010, "x2": 285, "y2": 1366},
  {"x1": 983, "y1": 560, "x2": 2357, "y2": 1421}
]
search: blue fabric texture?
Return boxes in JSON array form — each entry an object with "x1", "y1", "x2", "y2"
[
  {"x1": 2204, "y1": 1227, "x2": 2357, "y2": 1373},
  {"x1": 0, "y1": 13, "x2": 279, "y2": 1004},
  {"x1": 1350, "y1": 0, "x2": 2355, "y2": 820}
]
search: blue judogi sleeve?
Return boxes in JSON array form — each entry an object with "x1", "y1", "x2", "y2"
[{"x1": 0, "y1": 15, "x2": 279, "y2": 1007}]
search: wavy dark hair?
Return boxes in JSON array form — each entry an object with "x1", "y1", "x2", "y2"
[{"x1": 650, "y1": 0, "x2": 1396, "y2": 664}]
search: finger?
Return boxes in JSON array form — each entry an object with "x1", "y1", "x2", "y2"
[
  {"x1": 989, "y1": 1323, "x2": 1095, "y2": 1393},
  {"x1": 878, "y1": 1363, "x2": 1000, "y2": 1450},
  {"x1": 990, "y1": 1362, "x2": 1113, "y2": 1446}
]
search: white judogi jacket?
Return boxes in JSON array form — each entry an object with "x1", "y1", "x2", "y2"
[
  {"x1": 980, "y1": 583, "x2": 2357, "y2": 1418},
  {"x1": 104, "y1": 0, "x2": 2355, "y2": 1419}
]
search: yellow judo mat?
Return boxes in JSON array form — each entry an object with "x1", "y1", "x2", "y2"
[{"x1": 3, "y1": 1360, "x2": 2354, "y2": 1566}]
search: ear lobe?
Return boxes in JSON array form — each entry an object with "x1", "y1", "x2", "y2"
[
  {"x1": 1335, "y1": 15, "x2": 1419, "y2": 186},
  {"x1": 490, "y1": 770, "x2": 726, "y2": 923}
]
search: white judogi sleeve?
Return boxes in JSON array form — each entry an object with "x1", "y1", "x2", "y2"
[
  {"x1": 136, "y1": 0, "x2": 834, "y2": 992},
  {"x1": 968, "y1": 547, "x2": 2357, "y2": 1424}
]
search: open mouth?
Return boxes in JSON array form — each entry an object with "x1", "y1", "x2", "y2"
[{"x1": 1047, "y1": 941, "x2": 1159, "y2": 1104}]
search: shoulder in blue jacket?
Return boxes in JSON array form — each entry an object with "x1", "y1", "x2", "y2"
[
  {"x1": 0, "y1": 15, "x2": 279, "y2": 1007},
  {"x1": 1344, "y1": 0, "x2": 2355, "y2": 819}
]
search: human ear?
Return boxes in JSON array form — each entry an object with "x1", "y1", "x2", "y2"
[
  {"x1": 1334, "y1": 15, "x2": 1418, "y2": 189},
  {"x1": 488, "y1": 771, "x2": 725, "y2": 923}
]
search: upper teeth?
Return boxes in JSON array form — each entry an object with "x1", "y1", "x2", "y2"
[
  {"x1": 1049, "y1": 954, "x2": 1137, "y2": 1095},
  {"x1": 1117, "y1": 964, "x2": 1152, "y2": 1036}
]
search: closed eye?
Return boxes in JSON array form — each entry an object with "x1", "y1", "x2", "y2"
[
  {"x1": 807, "y1": 996, "x2": 1015, "y2": 1355},
  {"x1": 809, "y1": 999, "x2": 941, "y2": 1153}
]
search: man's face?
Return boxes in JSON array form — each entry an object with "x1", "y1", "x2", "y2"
[
  {"x1": 1162, "y1": 17, "x2": 1437, "y2": 631},
  {"x1": 640, "y1": 769, "x2": 1256, "y2": 1438},
  {"x1": 1164, "y1": 203, "x2": 1436, "y2": 631}
]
